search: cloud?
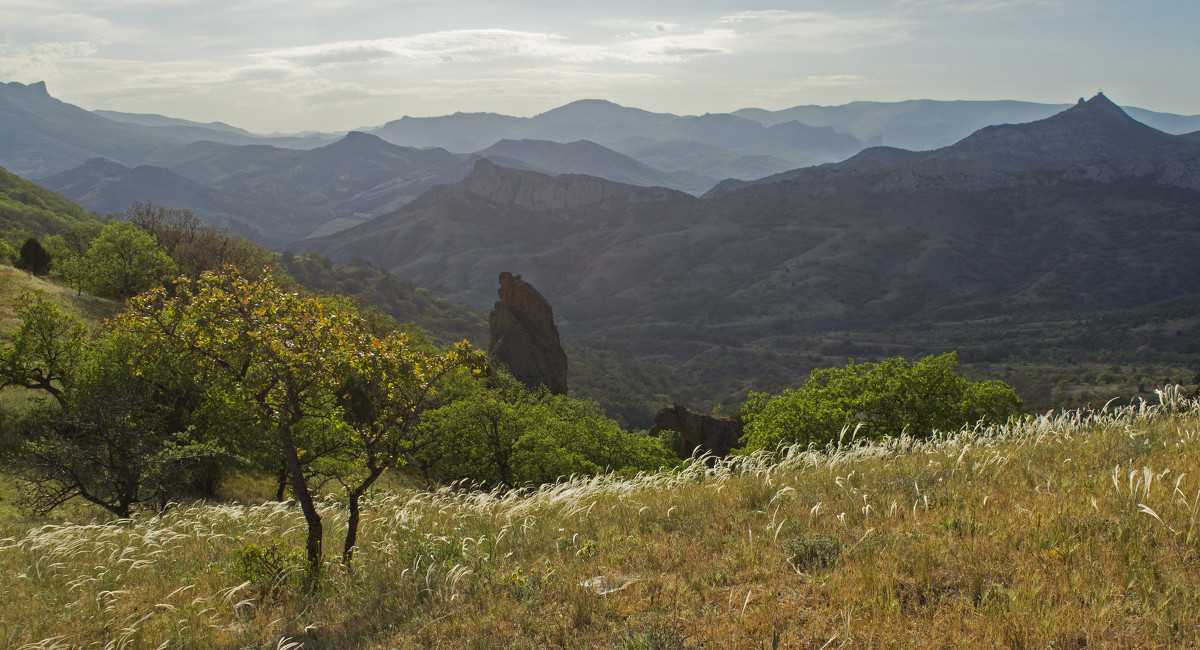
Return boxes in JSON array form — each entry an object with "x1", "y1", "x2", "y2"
[
  {"x1": 265, "y1": 28, "x2": 733, "y2": 70},
  {"x1": 0, "y1": 0, "x2": 138, "y2": 41},
  {"x1": 894, "y1": 0, "x2": 1062, "y2": 12},
  {"x1": 0, "y1": 42, "x2": 100, "y2": 80},
  {"x1": 803, "y1": 74, "x2": 871, "y2": 87},
  {"x1": 717, "y1": 10, "x2": 913, "y2": 52}
]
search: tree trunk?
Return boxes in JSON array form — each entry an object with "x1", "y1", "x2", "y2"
[
  {"x1": 343, "y1": 492, "x2": 361, "y2": 565},
  {"x1": 278, "y1": 422, "x2": 322, "y2": 574},
  {"x1": 275, "y1": 465, "x2": 288, "y2": 501},
  {"x1": 343, "y1": 467, "x2": 385, "y2": 565}
]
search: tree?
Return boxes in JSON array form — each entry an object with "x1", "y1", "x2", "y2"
[
  {"x1": 333, "y1": 333, "x2": 484, "y2": 562},
  {"x1": 739, "y1": 352, "x2": 1022, "y2": 453},
  {"x1": 416, "y1": 371, "x2": 675, "y2": 489},
  {"x1": 121, "y1": 202, "x2": 275, "y2": 281},
  {"x1": 118, "y1": 266, "x2": 483, "y2": 570},
  {"x1": 85, "y1": 222, "x2": 176, "y2": 299},
  {"x1": 43, "y1": 224, "x2": 102, "y2": 295},
  {"x1": 15, "y1": 331, "x2": 220, "y2": 518},
  {"x1": 0, "y1": 290, "x2": 89, "y2": 407},
  {"x1": 16, "y1": 237, "x2": 52, "y2": 275}
]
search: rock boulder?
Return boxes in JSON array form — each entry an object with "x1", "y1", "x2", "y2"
[{"x1": 649, "y1": 404, "x2": 743, "y2": 459}]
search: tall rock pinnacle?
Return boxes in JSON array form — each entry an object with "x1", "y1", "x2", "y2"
[{"x1": 487, "y1": 272, "x2": 568, "y2": 395}]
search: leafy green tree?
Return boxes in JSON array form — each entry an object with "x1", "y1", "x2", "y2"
[
  {"x1": 16, "y1": 237, "x2": 52, "y2": 276},
  {"x1": 43, "y1": 224, "x2": 102, "y2": 295},
  {"x1": 85, "y1": 222, "x2": 177, "y2": 299},
  {"x1": 739, "y1": 352, "x2": 1022, "y2": 453},
  {"x1": 14, "y1": 331, "x2": 221, "y2": 518},
  {"x1": 0, "y1": 290, "x2": 89, "y2": 407},
  {"x1": 417, "y1": 371, "x2": 675, "y2": 489}
]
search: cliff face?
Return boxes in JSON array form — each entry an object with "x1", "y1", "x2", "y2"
[{"x1": 488, "y1": 272, "x2": 568, "y2": 395}]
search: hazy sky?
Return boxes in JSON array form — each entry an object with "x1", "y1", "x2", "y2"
[{"x1": 2, "y1": 0, "x2": 1197, "y2": 133}]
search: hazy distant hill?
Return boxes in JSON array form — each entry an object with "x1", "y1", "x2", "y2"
[
  {"x1": 370, "y1": 99, "x2": 865, "y2": 183},
  {"x1": 477, "y1": 139, "x2": 703, "y2": 193},
  {"x1": 94, "y1": 109, "x2": 337, "y2": 149},
  {"x1": 0, "y1": 81, "x2": 346, "y2": 179},
  {"x1": 709, "y1": 94, "x2": 1200, "y2": 196},
  {"x1": 300, "y1": 96, "x2": 1200, "y2": 391},
  {"x1": 43, "y1": 128, "x2": 716, "y2": 242},
  {"x1": 38, "y1": 157, "x2": 316, "y2": 242},
  {"x1": 0, "y1": 81, "x2": 173, "y2": 179},
  {"x1": 43, "y1": 132, "x2": 485, "y2": 244},
  {"x1": 732, "y1": 98, "x2": 1200, "y2": 152}
]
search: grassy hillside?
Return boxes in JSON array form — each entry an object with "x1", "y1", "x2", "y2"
[
  {"x1": 2, "y1": 394, "x2": 1197, "y2": 648},
  {"x1": 0, "y1": 265, "x2": 120, "y2": 332},
  {"x1": 0, "y1": 165, "x2": 103, "y2": 237}
]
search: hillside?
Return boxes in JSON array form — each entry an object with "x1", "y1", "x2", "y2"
[
  {"x1": 0, "y1": 165, "x2": 103, "y2": 236},
  {"x1": 477, "y1": 139, "x2": 702, "y2": 193},
  {"x1": 2, "y1": 398, "x2": 1196, "y2": 647},
  {"x1": 301, "y1": 96, "x2": 1200, "y2": 405},
  {"x1": 42, "y1": 133, "x2": 480, "y2": 244},
  {"x1": 0, "y1": 81, "x2": 351, "y2": 179}
]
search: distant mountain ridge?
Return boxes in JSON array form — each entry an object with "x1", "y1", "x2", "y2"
[
  {"x1": 7, "y1": 80, "x2": 1200, "y2": 247},
  {"x1": 708, "y1": 94, "x2": 1200, "y2": 196},
  {"x1": 299, "y1": 95, "x2": 1200, "y2": 392}
]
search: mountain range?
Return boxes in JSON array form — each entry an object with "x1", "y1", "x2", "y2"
[
  {"x1": 7, "y1": 80, "x2": 1200, "y2": 248},
  {"x1": 298, "y1": 94, "x2": 1200, "y2": 391}
]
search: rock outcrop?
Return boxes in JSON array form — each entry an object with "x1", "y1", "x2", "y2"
[
  {"x1": 649, "y1": 404, "x2": 743, "y2": 460},
  {"x1": 488, "y1": 272, "x2": 568, "y2": 394}
]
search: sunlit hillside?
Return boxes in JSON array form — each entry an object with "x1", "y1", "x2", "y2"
[{"x1": 3, "y1": 391, "x2": 1198, "y2": 648}]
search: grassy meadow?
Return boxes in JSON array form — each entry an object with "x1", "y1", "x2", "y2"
[{"x1": 2, "y1": 390, "x2": 1199, "y2": 648}]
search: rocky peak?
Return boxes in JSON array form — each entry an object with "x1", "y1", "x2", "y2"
[
  {"x1": 1054, "y1": 92, "x2": 1138, "y2": 126},
  {"x1": 488, "y1": 272, "x2": 568, "y2": 395},
  {"x1": 912, "y1": 93, "x2": 1199, "y2": 176}
]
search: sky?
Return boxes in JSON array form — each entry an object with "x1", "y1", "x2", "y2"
[{"x1": 1, "y1": 0, "x2": 1198, "y2": 134}]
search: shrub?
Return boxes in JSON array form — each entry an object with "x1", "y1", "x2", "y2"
[
  {"x1": 15, "y1": 237, "x2": 51, "y2": 275},
  {"x1": 740, "y1": 352, "x2": 1021, "y2": 451}
]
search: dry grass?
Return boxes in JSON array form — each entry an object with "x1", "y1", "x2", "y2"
[
  {"x1": 2, "y1": 389, "x2": 1200, "y2": 648},
  {"x1": 0, "y1": 266, "x2": 120, "y2": 336}
]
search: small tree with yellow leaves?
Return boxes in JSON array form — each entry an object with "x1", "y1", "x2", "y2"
[{"x1": 118, "y1": 266, "x2": 483, "y2": 571}]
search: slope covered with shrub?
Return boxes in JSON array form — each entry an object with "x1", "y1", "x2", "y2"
[{"x1": 0, "y1": 165, "x2": 102, "y2": 237}]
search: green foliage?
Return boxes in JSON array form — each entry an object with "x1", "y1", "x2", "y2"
[
  {"x1": 121, "y1": 202, "x2": 275, "y2": 282},
  {"x1": 43, "y1": 224, "x2": 103, "y2": 294},
  {"x1": 16, "y1": 237, "x2": 52, "y2": 276},
  {"x1": 13, "y1": 330, "x2": 223, "y2": 518},
  {"x1": 0, "y1": 289, "x2": 89, "y2": 407},
  {"x1": 417, "y1": 371, "x2": 676, "y2": 488},
  {"x1": 740, "y1": 352, "x2": 1022, "y2": 452},
  {"x1": 0, "y1": 166, "x2": 100, "y2": 236},
  {"x1": 83, "y1": 222, "x2": 177, "y2": 299},
  {"x1": 782, "y1": 534, "x2": 841, "y2": 571},
  {"x1": 232, "y1": 537, "x2": 309, "y2": 600},
  {"x1": 281, "y1": 251, "x2": 487, "y2": 346},
  {"x1": 0, "y1": 238, "x2": 15, "y2": 266},
  {"x1": 117, "y1": 265, "x2": 484, "y2": 567}
]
